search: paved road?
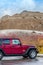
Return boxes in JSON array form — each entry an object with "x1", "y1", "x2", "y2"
[{"x1": 0, "y1": 56, "x2": 43, "y2": 65}]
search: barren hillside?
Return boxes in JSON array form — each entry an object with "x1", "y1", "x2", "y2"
[{"x1": 0, "y1": 11, "x2": 43, "y2": 31}]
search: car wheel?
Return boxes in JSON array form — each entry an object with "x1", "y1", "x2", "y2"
[
  {"x1": 28, "y1": 49, "x2": 37, "y2": 59},
  {"x1": 0, "y1": 51, "x2": 3, "y2": 60}
]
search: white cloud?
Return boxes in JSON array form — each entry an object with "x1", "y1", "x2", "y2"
[
  {"x1": 0, "y1": 8, "x2": 12, "y2": 16},
  {"x1": 3, "y1": 9, "x2": 12, "y2": 15},
  {"x1": 0, "y1": 0, "x2": 36, "y2": 16}
]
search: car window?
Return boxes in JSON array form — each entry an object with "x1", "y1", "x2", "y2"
[
  {"x1": 0, "y1": 39, "x2": 2, "y2": 45},
  {"x1": 12, "y1": 39, "x2": 20, "y2": 45},
  {"x1": 3, "y1": 39, "x2": 10, "y2": 44}
]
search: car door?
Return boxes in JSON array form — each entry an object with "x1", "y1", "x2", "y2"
[
  {"x1": 2, "y1": 39, "x2": 12, "y2": 55},
  {"x1": 12, "y1": 39, "x2": 23, "y2": 54}
]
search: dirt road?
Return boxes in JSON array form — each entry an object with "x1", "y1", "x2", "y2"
[{"x1": 0, "y1": 56, "x2": 43, "y2": 65}]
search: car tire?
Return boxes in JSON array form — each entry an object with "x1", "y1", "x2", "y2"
[
  {"x1": 23, "y1": 56, "x2": 28, "y2": 58},
  {"x1": 28, "y1": 49, "x2": 37, "y2": 59},
  {"x1": 0, "y1": 51, "x2": 3, "y2": 60}
]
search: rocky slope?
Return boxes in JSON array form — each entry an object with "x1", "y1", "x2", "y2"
[{"x1": 0, "y1": 10, "x2": 43, "y2": 31}]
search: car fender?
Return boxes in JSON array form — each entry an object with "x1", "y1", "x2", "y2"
[{"x1": 24, "y1": 47, "x2": 38, "y2": 55}]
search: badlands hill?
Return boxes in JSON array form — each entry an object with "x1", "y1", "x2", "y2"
[{"x1": 0, "y1": 10, "x2": 43, "y2": 31}]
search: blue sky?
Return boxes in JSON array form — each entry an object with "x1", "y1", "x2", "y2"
[{"x1": 0, "y1": 0, "x2": 43, "y2": 16}]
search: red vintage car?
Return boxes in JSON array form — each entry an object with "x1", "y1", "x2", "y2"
[{"x1": 0, "y1": 38, "x2": 38, "y2": 60}]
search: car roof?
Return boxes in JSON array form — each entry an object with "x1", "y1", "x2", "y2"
[{"x1": 0, "y1": 38, "x2": 20, "y2": 40}]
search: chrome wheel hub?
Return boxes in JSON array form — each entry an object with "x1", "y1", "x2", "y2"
[{"x1": 30, "y1": 50, "x2": 36, "y2": 58}]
